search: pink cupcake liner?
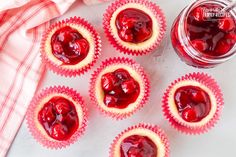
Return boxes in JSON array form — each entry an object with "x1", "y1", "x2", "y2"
[
  {"x1": 162, "y1": 72, "x2": 224, "y2": 135},
  {"x1": 109, "y1": 123, "x2": 170, "y2": 157},
  {"x1": 26, "y1": 86, "x2": 88, "y2": 149},
  {"x1": 103, "y1": 0, "x2": 167, "y2": 56},
  {"x1": 89, "y1": 57, "x2": 150, "y2": 120},
  {"x1": 40, "y1": 16, "x2": 101, "y2": 77}
]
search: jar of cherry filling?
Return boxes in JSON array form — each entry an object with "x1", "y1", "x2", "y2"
[{"x1": 171, "y1": 0, "x2": 236, "y2": 68}]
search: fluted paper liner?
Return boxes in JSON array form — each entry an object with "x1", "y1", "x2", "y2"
[
  {"x1": 162, "y1": 72, "x2": 224, "y2": 135},
  {"x1": 40, "y1": 16, "x2": 101, "y2": 77},
  {"x1": 89, "y1": 57, "x2": 150, "y2": 120},
  {"x1": 26, "y1": 86, "x2": 88, "y2": 149},
  {"x1": 109, "y1": 123, "x2": 170, "y2": 157},
  {"x1": 103, "y1": 0, "x2": 167, "y2": 56}
]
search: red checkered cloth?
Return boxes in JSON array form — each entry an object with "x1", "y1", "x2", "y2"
[{"x1": 0, "y1": 0, "x2": 75, "y2": 156}]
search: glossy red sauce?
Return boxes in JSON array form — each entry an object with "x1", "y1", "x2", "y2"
[
  {"x1": 115, "y1": 8, "x2": 153, "y2": 43},
  {"x1": 101, "y1": 68, "x2": 140, "y2": 109},
  {"x1": 38, "y1": 96, "x2": 79, "y2": 141}
]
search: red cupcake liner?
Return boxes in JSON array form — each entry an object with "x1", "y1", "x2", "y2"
[
  {"x1": 89, "y1": 57, "x2": 150, "y2": 120},
  {"x1": 109, "y1": 123, "x2": 170, "y2": 157},
  {"x1": 103, "y1": 0, "x2": 167, "y2": 56},
  {"x1": 26, "y1": 86, "x2": 88, "y2": 149},
  {"x1": 40, "y1": 16, "x2": 101, "y2": 77},
  {"x1": 162, "y1": 72, "x2": 224, "y2": 135}
]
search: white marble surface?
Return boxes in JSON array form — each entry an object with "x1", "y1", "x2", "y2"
[{"x1": 7, "y1": 0, "x2": 236, "y2": 156}]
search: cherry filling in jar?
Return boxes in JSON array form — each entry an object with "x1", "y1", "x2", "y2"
[
  {"x1": 38, "y1": 96, "x2": 79, "y2": 141},
  {"x1": 187, "y1": 4, "x2": 236, "y2": 56},
  {"x1": 120, "y1": 135, "x2": 157, "y2": 157},
  {"x1": 171, "y1": 0, "x2": 236, "y2": 68},
  {"x1": 174, "y1": 86, "x2": 211, "y2": 122},
  {"x1": 115, "y1": 8, "x2": 153, "y2": 43},
  {"x1": 51, "y1": 26, "x2": 90, "y2": 65},
  {"x1": 101, "y1": 68, "x2": 140, "y2": 109}
]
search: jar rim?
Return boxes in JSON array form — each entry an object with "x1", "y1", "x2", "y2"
[{"x1": 178, "y1": 0, "x2": 236, "y2": 64}]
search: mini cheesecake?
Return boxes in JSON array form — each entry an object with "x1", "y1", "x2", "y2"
[
  {"x1": 90, "y1": 57, "x2": 150, "y2": 119},
  {"x1": 103, "y1": 0, "x2": 166, "y2": 55},
  {"x1": 162, "y1": 73, "x2": 224, "y2": 134},
  {"x1": 41, "y1": 16, "x2": 101, "y2": 77},
  {"x1": 26, "y1": 86, "x2": 88, "y2": 148},
  {"x1": 110, "y1": 123, "x2": 169, "y2": 157}
]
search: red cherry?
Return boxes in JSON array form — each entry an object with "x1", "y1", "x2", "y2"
[
  {"x1": 121, "y1": 79, "x2": 137, "y2": 94},
  {"x1": 116, "y1": 8, "x2": 152, "y2": 44},
  {"x1": 57, "y1": 27, "x2": 76, "y2": 43},
  {"x1": 191, "y1": 39, "x2": 208, "y2": 52},
  {"x1": 54, "y1": 98, "x2": 71, "y2": 115},
  {"x1": 104, "y1": 94, "x2": 118, "y2": 107},
  {"x1": 114, "y1": 68, "x2": 130, "y2": 80},
  {"x1": 63, "y1": 112, "x2": 77, "y2": 127},
  {"x1": 218, "y1": 17, "x2": 235, "y2": 32},
  {"x1": 192, "y1": 7, "x2": 205, "y2": 22},
  {"x1": 101, "y1": 68, "x2": 140, "y2": 109},
  {"x1": 178, "y1": 92, "x2": 189, "y2": 109},
  {"x1": 51, "y1": 123, "x2": 68, "y2": 140},
  {"x1": 136, "y1": 27, "x2": 152, "y2": 42},
  {"x1": 52, "y1": 42, "x2": 63, "y2": 54},
  {"x1": 121, "y1": 135, "x2": 157, "y2": 157},
  {"x1": 109, "y1": 87, "x2": 123, "y2": 97},
  {"x1": 119, "y1": 29, "x2": 134, "y2": 42},
  {"x1": 225, "y1": 33, "x2": 236, "y2": 44},
  {"x1": 215, "y1": 40, "x2": 231, "y2": 55},
  {"x1": 182, "y1": 108, "x2": 197, "y2": 122},
  {"x1": 191, "y1": 91, "x2": 206, "y2": 103},
  {"x1": 127, "y1": 147, "x2": 140, "y2": 157},
  {"x1": 70, "y1": 39, "x2": 89, "y2": 56},
  {"x1": 120, "y1": 17, "x2": 136, "y2": 29},
  {"x1": 40, "y1": 105, "x2": 56, "y2": 123},
  {"x1": 101, "y1": 73, "x2": 117, "y2": 92}
]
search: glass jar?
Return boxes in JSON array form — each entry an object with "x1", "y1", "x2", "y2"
[{"x1": 171, "y1": 0, "x2": 236, "y2": 68}]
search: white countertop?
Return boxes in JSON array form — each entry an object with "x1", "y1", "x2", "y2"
[{"x1": 7, "y1": 0, "x2": 236, "y2": 156}]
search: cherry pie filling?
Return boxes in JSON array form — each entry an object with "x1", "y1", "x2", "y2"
[
  {"x1": 101, "y1": 68, "x2": 140, "y2": 109},
  {"x1": 174, "y1": 85, "x2": 211, "y2": 122},
  {"x1": 38, "y1": 96, "x2": 79, "y2": 141},
  {"x1": 120, "y1": 135, "x2": 157, "y2": 157},
  {"x1": 115, "y1": 8, "x2": 153, "y2": 43},
  {"x1": 187, "y1": 4, "x2": 236, "y2": 56},
  {"x1": 50, "y1": 26, "x2": 90, "y2": 65}
]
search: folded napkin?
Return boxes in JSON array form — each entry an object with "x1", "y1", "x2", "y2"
[{"x1": 0, "y1": 0, "x2": 76, "y2": 156}]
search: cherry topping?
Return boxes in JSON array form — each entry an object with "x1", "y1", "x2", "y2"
[
  {"x1": 174, "y1": 85, "x2": 211, "y2": 122},
  {"x1": 120, "y1": 135, "x2": 157, "y2": 157},
  {"x1": 192, "y1": 7, "x2": 205, "y2": 22},
  {"x1": 182, "y1": 108, "x2": 197, "y2": 122},
  {"x1": 54, "y1": 98, "x2": 71, "y2": 115},
  {"x1": 38, "y1": 96, "x2": 79, "y2": 141},
  {"x1": 218, "y1": 17, "x2": 235, "y2": 32},
  {"x1": 191, "y1": 90, "x2": 206, "y2": 103},
  {"x1": 39, "y1": 105, "x2": 56, "y2": 123},
  {"x1": 101, "y1": 73, "x2": 117, "y2": 92},
  {"x1": 52, "y1": 42, "x2": 64, "y2": 54},
  {"x1": 104, "y1": 95, "x2": 118, "y2": 107},
  {"x1": 191, "y1": 39, "x2": 208, "y2": 52},
  {"x1": 51, "y1": 123, "x2": 68, "y2": 140},
  {"x1": 114, "y1": 68, "x2": 130, "y2": 80},
  {"x1": 51, "y1": 26, "x2": 89, "y2": 65},
  {"x1": 119, "y1": 29, "x2": 134, "y2": 42},
  {"x1": 101, "y1": 68, "x2": 140, "y2": 109},
  {"x1": 186, "y1": 4, "x2": 236, "y2": 56},
  {"x1": 115, "y1": 8, "x2": 153, "y2": 43},
  {"x1": 121, "y1": 79, "x2": 137, "y2": 94},
  {"x1": 215, "y1": 40, "x2": 232, "y2": 55}
]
